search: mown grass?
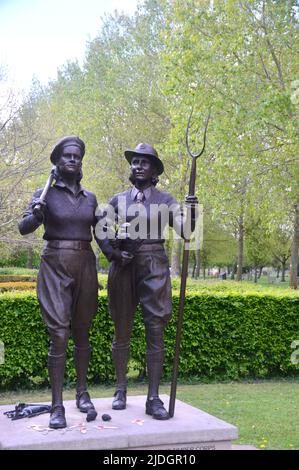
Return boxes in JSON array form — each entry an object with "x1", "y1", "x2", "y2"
[
  {"x1": 1, "y1": 380, "x2": 298, "y2": 450},
  {"x1": 0, "y1": 267, "x2": 38, "y2": 276},
  {"x1": 99, "y1": 273, "x2": 297, "y2": 295},
  {"x1": 0, "y1": 267, "x2": 296, "y2": 294}
]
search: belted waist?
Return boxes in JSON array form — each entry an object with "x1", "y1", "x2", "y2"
[
  {"x1": 122, "y1": 242, "x2": 165, "y2": 253},
  {"x1": 45, "y1": 240, "x2": 92, "y2": 251}
]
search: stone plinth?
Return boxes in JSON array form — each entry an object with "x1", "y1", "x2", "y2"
[{"x1": 0, "y1": 394, "x2": 238, "y2": 450}]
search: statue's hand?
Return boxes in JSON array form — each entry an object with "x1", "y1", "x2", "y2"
[
  {"x1": 120, "y1": 251, "x2": 134, "y2": 267},
  {"x1": 32, "y1": 199, "x2": 47, "y2": 222},
  {"x1": 110, "y1": 238, "x2": 121, "y2": 249},
  {"x1": 111, "y1": 249, "x2": 133, "y2": 266}
]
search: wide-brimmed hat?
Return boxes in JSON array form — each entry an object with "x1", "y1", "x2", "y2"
[
  {"x1": 50, "y1": 136, "x2": 85, "y2": 164},
  {"x1": 124, "y1": 143, "x2": 164, "y2": 175}
]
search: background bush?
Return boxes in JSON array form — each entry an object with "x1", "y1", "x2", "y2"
[
  {"x1": 0, "y1": 288, "x2": 298, "y2": 389},
  {"x1": 0, "y1": 282, "x2": 36, "y2": 292}
]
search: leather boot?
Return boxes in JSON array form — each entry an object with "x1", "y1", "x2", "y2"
[
  {"x1": 48, "y1": 354, "x2": 67, "y2": 429},
  {"x1": 111, "y1": 347, "x2": 129, "y2": 410},
  {"x1": 74, "y1": 346, "x2": 97, "y2": 420},
  {"x1": 146, "y1": 351, "x2": 170, "y2": 420},
  {"x1": 112, "y1": 390, "x2": 127, "y2": 410},
  {"x1": 76, "y1": 390, "x2": 97, "y2": 421},
  {"x1": 145, "y1": 323, "x2": 169, "y2": 420},
  {"x1": 76, "y1": 390, "x2": 95, "y2": 412},
  {"x1": 49, "y1": 404, "x2": 66, "y2": 429},
  {"x1": 146, "y1": 397, "x2": 169, "y2": 420}
]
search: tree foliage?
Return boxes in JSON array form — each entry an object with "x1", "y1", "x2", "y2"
[{"x1": 0, "y1": 0, "x2": 298, "y2": 284}]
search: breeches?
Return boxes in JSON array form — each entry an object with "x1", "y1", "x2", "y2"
[
  {"x1": 107, "y1": 247, "x2": 172, "y2": 351},
  {"x1": 37, "y1": 247, "x2": 98, "y2": 352}
]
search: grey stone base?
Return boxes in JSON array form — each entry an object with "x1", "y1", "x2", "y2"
[{"x1": 0, "y1": 394, "x2": 238, "y2": 450}]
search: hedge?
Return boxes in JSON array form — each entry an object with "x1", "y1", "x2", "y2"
[
  {"x1": 0, "y1": 275, "x2": 37, "y2": 283},
  {"x1": 0, "y1": 282, "x2": 36, "y2": 293},
  {"x1": 0, "y1": 289, "x2": 298, "y2": 389}
]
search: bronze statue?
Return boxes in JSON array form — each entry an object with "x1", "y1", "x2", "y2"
[
  {"x1": 19, "y1": 136, "x2": 98, "y2": 429},
  {"x1": 98, "y1": 143, "x2": 198, "y2": 420}
]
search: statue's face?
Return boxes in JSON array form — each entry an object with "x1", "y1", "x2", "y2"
[
  {"x1": 131, "y1": 156, "x2": 156, "y2": 184},
  {"x1": 57, "y1": 145, "x2": 82, "y2": 176}
]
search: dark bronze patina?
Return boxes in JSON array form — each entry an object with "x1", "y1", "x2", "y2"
[
  {"x1": 19, "y1": 136, "x2": 98, "y2": 429},
  {"x1": 99, "y1": 143, "x2": 198, "y2": 420}
]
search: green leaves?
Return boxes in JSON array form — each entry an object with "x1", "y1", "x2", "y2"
[{"x1": 0, "y1": 287, "x2": 298, "y2": 388}]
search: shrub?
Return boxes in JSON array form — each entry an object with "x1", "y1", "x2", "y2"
[
  {"x1": 0, "y1": 282, "x2": 36, "y2": 293},
  {"x1": 0, "y1": 248, "x2": 41, "y2": 268},
  {"x1": 0, "y1": 292, "x2": 115, "y2": 389},
  {"x1": 0, "y1": 275, "x2": 37, "y2": 283},
  {"x1": 0, "y1": 289, "x2": 298, "y2": 389}
]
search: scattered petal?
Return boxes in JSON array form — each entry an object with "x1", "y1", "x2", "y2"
[
  {"x1": 94, "y1": 424, "x2": 104, "y2": 430},
  {"x1": 132, "y1": 418, "x2": 145, "y2": 426}
]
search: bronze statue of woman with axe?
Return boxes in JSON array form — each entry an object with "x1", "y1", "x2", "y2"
[{"x1": 19, "y1": 136, "x2": 99, "y2": 429}]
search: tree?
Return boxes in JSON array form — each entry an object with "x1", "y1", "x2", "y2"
[
  {"x1": 162, "y1": 0, "x2": 298, "y2": 283},
  {"x1": 268, "y1": 225, "x2": 292, "y2": 282},
  {"x1": 0, "y1": 72, "x2": 52, "y2": 249}
]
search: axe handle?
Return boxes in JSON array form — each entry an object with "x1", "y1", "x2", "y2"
[{"x1": 34, "y1": 169, "x2": 55, "y2": 211}]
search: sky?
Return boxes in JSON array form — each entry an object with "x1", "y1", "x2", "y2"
[{"x1": 0, "y1": 0, "x2": 138, "y2": 94}]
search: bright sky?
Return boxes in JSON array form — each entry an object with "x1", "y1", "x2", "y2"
[{"x1": 0, "y1": 0, "x2": 138, "y2": 93}]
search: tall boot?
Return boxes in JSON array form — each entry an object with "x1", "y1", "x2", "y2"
[
  {"x1": 112, "y1": 347, "x2": 129, "y2": 410},
  {"x1": 145, "y1": 350, "x2": 169, "y2": 420},
  {"x1": 48, "y1": 353, "x2": 67, "y2": 429},
  {"x1": 145, "y1": 325, "x2": 169, "y2": 420},
  {"x1": 74, "y1": 346, "x2": 97, "y2": 420}
]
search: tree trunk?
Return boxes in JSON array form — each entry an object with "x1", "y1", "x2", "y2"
[
  {"x1": 171, "y1": 238, "x2": 182, "y2": 277},
  {"x1": 195, "y1": 249, "x2": 200, "y2": 279},
  {"x1": 236, "y1": 215, "x2": 244, "y2": 281},
  {"x1": 26, "y1": 246, "x2": 33, "y2": 269},
  {"x1": 191, "y1": 252, "x2": 196, "y2": 278},
  {"x1": 289, "y1": 203, "x2": 299, "y2": 289},
  {"x1": 258, "y1": 266, "x2": 263, "y2": 279},
  {"x1": 276, "y1": 266, "x2": 280, "y2": 278},
  {"x1": 281, "y1": 261, "x2": 286, "y2": 282},
  {"x1": 231, "y1": 263, "x2": 237, "y2": 280},
  {"x1": 254, "y1": 268, "x2": 258, "y2": 283}
]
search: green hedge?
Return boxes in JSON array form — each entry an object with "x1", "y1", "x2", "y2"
[
  {"x1": 0, "y1": 290, "x2": 298, "y2": 389},
  {"x1": 0, "y1": 275, "x2": 37, "y2": 283}
]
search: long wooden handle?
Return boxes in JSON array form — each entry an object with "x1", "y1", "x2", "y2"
[
  {"x1": 168, "y1": 241, "x2": 190, "y2": 417},
  {"x1": 34, "y1": 169, "x2": 55, "y2": 211}
]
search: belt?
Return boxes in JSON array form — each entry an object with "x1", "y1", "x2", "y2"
[
  {"x1": 133, "y1": 243, "x2": 165, "y2": 253},
  {"x1": 45, "y1": 240, "x2": 92, "y2": 251}
]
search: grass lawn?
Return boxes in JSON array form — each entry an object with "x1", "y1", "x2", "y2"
[
  {"x1": 1, "y1": 267, "x2": 297, "y2": 293},
  {"x1": 0, "y1": 380, "x2": 298, "y2": 450}
]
